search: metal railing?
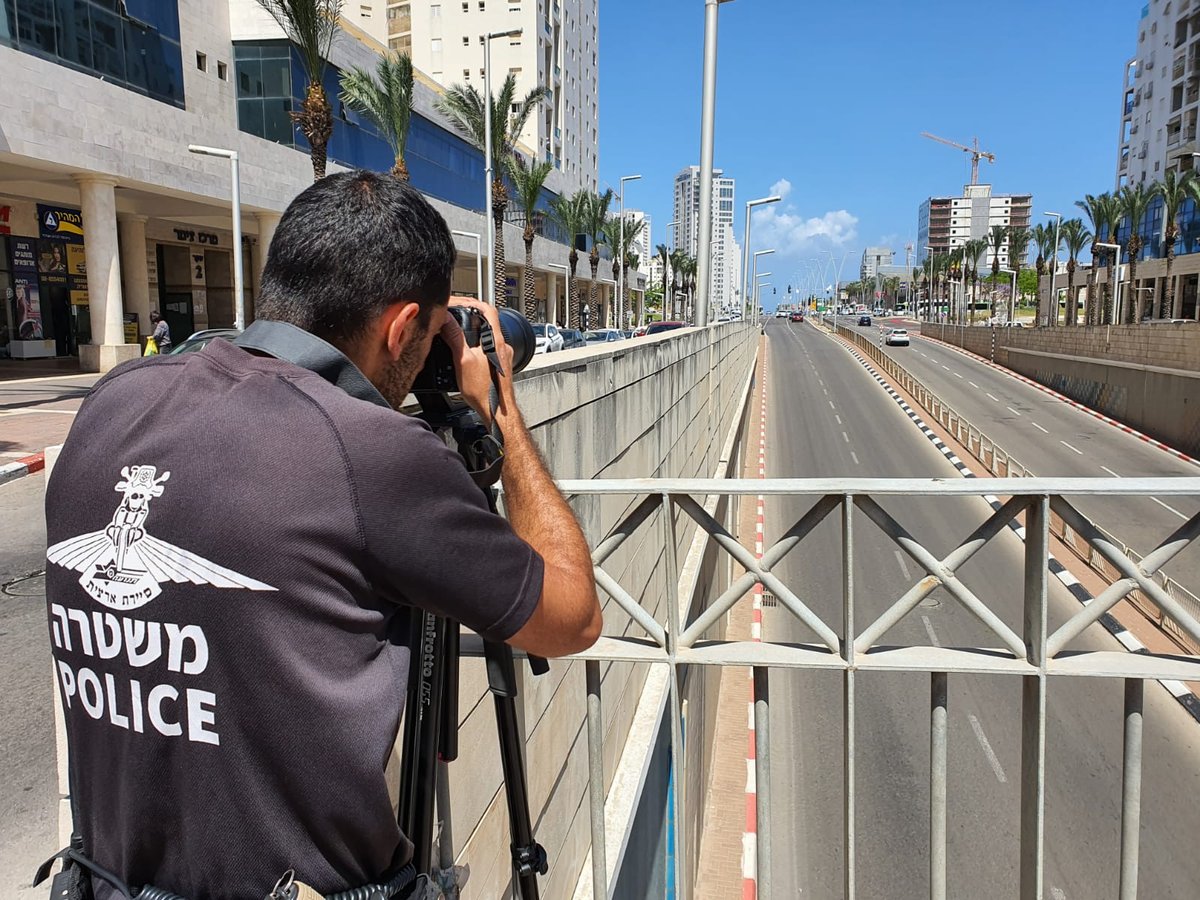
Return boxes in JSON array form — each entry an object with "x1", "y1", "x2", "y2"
[
  {"x1": 829, "y1": 320, "x2": 1200, "y2": 653},
  {"x1": 537, "y1": 476, "x2": 1200, "y2": 900}
]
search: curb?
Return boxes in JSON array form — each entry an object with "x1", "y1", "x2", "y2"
[
  {"x1": 915, "y1": 331, "x2": 1200, "y2": 468},
  {"x1": 0, "y1": 452, "x2": 45, "y2": 486},
  {"x1": 827, "y1": 332, "x2": 1200, "y2": 725}
]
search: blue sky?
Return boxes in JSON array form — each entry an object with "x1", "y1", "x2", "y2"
[{"x1": 599, "y1": 0, "x2": 1138, "y2": 292}]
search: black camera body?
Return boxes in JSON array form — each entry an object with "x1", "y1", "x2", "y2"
[{"x1": 411, "y1": 305, "x2": 535, "y2": 395}]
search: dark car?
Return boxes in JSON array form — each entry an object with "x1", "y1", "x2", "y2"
[
  {"x1": 168, "y1": 328, "x2": 240, "y2": 355},
  {"x1": 857, "y1": 315, "x2": 872, "y2": 326},
  {"x1": 559, "y1": 328, "x2": 587, "y2": 349},
  {"x1": 789, "y1": 312, "x2": 804, "y2": 323},
  {"x1": 645, "y1": 320, "x2": 687, "y2": 335}
]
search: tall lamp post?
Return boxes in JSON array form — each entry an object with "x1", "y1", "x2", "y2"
[
  {"x1": 751, "y1": 249, "x2": 775, "y2": 322},
  {"x1": 741, "y1": 195, "x2": 782, "y2": 324},
  {"x1": 188, "y1": 145, "x2": 244, "y2": 330},
  {"x1": 484, "y1": 28, "x2": 522, "y2": 306},
  {"x1": 617, "y1": 174, "x2": 642, "y2": 330},
  {"x1": 755, "y1": 274, "x2": 772, "y2": 321},
  {"x1": 665, "y1": 220, "x2": 679, "y2": 321},
  {"x1": 1095, "y1": 241, "x2": 1122, "y2": 325},
  {"x1": 451, "y1": 230, "x2": 483, "y2": 303},
  {"x1": 695, "y1": 0, "x2": 738, "y2": 330},
  {"x1": 1044, "y1": 211, "x2": 1063, "y2": 326}
]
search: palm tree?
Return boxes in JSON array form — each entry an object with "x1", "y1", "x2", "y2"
[
  {"x1": 1117, "y1": 184, "x2": 1155, "y2": 323},
  {"x1": 625, "y1": 249, "x2": 642, "y2": 327},
  {"x1": 1007, "y1": 226, "x2": 1031, "y2": 323},
  {"x1": 1152, "y1": 169, "x2": 1199, "y2": 319},
  {"x1": 548, "y1": 190, "x2": 590, "y2": 328},
  {"x1": 657, "y1": 243, "x2": 671, "y2": 322},
  {"x1": 256, "y1": 0, "x2": 344, "y2": 180},
  {"x1": 1073, "y1": 192, "x2": 1113, "y2": 325},
  {"x1": 1031, "y1": 224, "x2": 1060, "y2": 325},
  {"x1": 948, "y1": 247, "x2": 964, "y2": 322},
  {"x1": 603, "y1": 214, "x2": 644, "y2": 329},
  {"x1": 506, "y1": 157, "x2": 555, "y2": 320},
  {"x1": 583, "y1": 189, "x2": 613, "y2": 325},
  {"x1": 967, "y1": 239, "x2": 988, "y2": 323},
  {"x1": 1060, "y1": 218, "x2": 1092, "y2": 326},
  {"x1": 339, "y1": 51, "x2": 414, "y2": 179},
  {"x1": 669, "y1": 248, "x2": 688, "y2": 320},
  {"x1": 437, "y1": 75, "x2": 549, "y2": 307}
]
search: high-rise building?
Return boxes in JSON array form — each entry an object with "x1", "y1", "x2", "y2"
[
  {"x1": 389, "y1": 0, "x2": 599, "y2": 193},
  {"x1": 917, "y1": 184, "x2": 1033, "y2": 268},
  {"x1": 861, "y1": 247, "x2": 895, "y2": 280},
  {"x1": 625, "y1": 210, "x2": 653, "y2": 273},
  {"x1": 673, "y1": 166, "x2": 737, "y2": 309}
]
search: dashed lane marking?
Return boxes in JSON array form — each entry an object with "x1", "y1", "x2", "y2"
[
  {"x1": 842, "y1": 432, "x2": 850, "y2": 443},
  {"x1": 850, "y1": 451, "x2": 860, "y2": 465},
  {"x1": 1032, "y1": 422, "x2": 1049, "y2": 434},
  {"x1": 1151, "y1": 497, "x2": 1190, "y2": 521},
  {"x1": 942, "y1": 365, "x2": 951, "y2": 371},
  {"x1": 953, "y1": 372, "x2": 963, "y2": 379},
  {"x1": 986, "y1": 393, "x2": 1000, "y2": 402},
  {"x1": 921, "y1": 615, "x2": 941, "y2": 648},
  {"x1": 1100, "y1": 465, "x2": 1121, "y2": 478},
  {"x1": 1006, "y1": 406, "x2": 1021, "y2": 417},
  {"x1": 828, "y1": 400, "x2": 836, "y2": 410},
  {"x1": 968, "y1": 714, "x2": 1008, "y2": 784},
  {"x1": 894, "y1": 550, "x2": 911, "y2": 579},
  {"x1": 1060, "y1": 440, "x2": 1084, "y2": 456},
  {"x1": 835, "y1": 414, "x2": 842, "y2": 425},
  {"x1": 968, "y1": 381, "x2": 979, "y2": 389}
]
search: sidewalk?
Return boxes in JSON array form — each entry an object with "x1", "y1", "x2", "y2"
[
  {"x1": 0, "y1": 357, "x2": 87, "y2": 381},
  {"x1": 0, "y1": 363, "x2": 97, "y2": 469}
]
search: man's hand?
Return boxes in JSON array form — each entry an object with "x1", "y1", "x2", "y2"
[{"x1": 442, "y1": 297, "x2": 516, "y2": 428}]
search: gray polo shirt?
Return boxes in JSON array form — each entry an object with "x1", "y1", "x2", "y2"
[{"x1": 44, "y1": 321, "x2": 543, "y2": 898}]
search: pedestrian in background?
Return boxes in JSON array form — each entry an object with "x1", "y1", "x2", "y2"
[{"x1": 150, "y1": 311, "x2": 171, "y2": 354}]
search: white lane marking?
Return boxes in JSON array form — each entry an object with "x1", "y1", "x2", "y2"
[
  {"x1": 823, "y1": 387, "x2": 829, "y2": 395},
  {"x1": 1051, "y1": 888, "x2": 1067, "y2": 900},
  {"x1": 1100, "y1": 465, "x2": 1122, "y2": 478},
  {"x1": 941, "y1": 365, "x2": 951, "y2": 371},
  {"x1": 828, "y1": 400, "x2": 836, "y2": 410},
  {"x1": 1006, "y1": 406, "x2": 1021, "y2": 417},
  {"x1": 1032, "y1": 422, "x2": 1049, "y2": 434},
  {"x1": 894, "y1": 550, "x2": 911, "y2": 579},
  {"x1": 1151, "y1": 497, "x2": 1190, "y2": 521},
  {"x1": 968, "y1": 381, "x2": 979, "y2": 389},
  {"x1": 842, "y1": 432, "x2": 850, "y2": 443},
  {"x1": 968, "y1": 714, "x2": 1008, "y2": 784},
  {"x1": 850, "y1": 451, "x2": 860, "y2": 465},
  {"x1": 1060, "y1": 440, "x2": 1084, "y2": 455},
  {"x1": 953, "y1": 372, "x2": 964, "y2": 379},
  {"x1": 835, "y1": 414, "x2": 842, "y2": 425},
  {"x1": 921, "y1": 615, "x2": 941, "y2": 648}
]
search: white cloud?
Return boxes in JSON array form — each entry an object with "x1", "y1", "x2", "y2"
[
  {"x1": 754, "y1": 206, "x2": 859, "y2": 257},
  {"x1": 770, "y1": 178, "x2": 793, "y2": 201}
]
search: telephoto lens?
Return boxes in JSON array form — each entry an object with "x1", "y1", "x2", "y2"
[
  {"x1": 411, "y1": 305, "x2": 536, "y2": 395},
  {"x1": 495, "y1": 307, "x2": 535, "y2": 375}
]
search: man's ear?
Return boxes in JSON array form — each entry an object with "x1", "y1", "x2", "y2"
[{"x1": 380, "y1": 301, "x2": 424, "y2": 362}]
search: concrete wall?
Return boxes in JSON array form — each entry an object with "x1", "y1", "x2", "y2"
[
  {"x1": 924, "y1": 323, "x2": 1200, "y2": 457},
  {"x1": 423, "y1": 324, "x2": 758, "y2": 898}
]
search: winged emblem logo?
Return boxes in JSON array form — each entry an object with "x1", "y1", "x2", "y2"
[{"x1": 47, "y1": 465, "x2": 276, "y2": 610}]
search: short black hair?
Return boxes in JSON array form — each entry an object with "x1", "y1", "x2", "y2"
[
  {"x1": 257, "y1": 171, "x2": 456, "y2": 344},
  {"x1": 150, "y1": 311, "x2": 161, "y2": 323}
]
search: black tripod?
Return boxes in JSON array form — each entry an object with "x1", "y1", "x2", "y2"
[{"x1": 398, "y1": 394, "x2": 549, "y2": 899}]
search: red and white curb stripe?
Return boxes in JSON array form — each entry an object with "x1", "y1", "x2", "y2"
[
  {"x1": 744, "y1": 351, "x2": 767, "y2": 899},
  {"x1": 0, "y1": 451, "x2": 45, "y2": 486},
  {"x1": 916, "y1": 332, "x2": 1200, "y2": 468}
]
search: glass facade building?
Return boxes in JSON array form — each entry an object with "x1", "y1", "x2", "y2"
[{"x1": 0, "y1": 0, "x2": 185, "y2": 107}]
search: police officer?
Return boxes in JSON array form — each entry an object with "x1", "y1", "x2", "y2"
[{"x1": 43, "y1": 172, "x2": 601, "y2": 899}]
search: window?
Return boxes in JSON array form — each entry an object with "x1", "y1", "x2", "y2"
[
  {"x1": 431, "y1": 38, "x2": 442, "y2": 51},
  {"x1": 431, "y1": 3, "x2": 441, "y2": 16},
  {"x1": 462, "y1": 36, "x2": 468, "y2": 45},
  {"x1": 462, "y1": 1, "x2": 468, "y2": 9},
  {"x1": 360, "y1": 4, "x2": 372, "y2": 16},
  {"x1": 463, "y1": 68, "x2": 470, "y2": 78},
  {"x1": 216, "y1": 60, "x2": 227, "y2": 80},
  {"x1": 196, "y1": 50, "x2": 207, "y2": 71}
]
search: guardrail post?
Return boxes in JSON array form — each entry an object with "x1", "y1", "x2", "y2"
[
  {"x1": 930, "y1": 671, "x2": 948, "y2": 900},
  {"x1": 842, "y1": 493, "x2": 857, "y2": 900},
  {"x1": 754, "y1": 666, "x2": 771, "y2": 900},
  {"x1": 1020, "y1": 495, "x2": 1049, "y2": 900},
  {"x1": 1119, "y1": 678, "x2": 1144, "y2": 900},
  {"x1": 585, "y1": 659, "x2": 607, "y2": 900}
]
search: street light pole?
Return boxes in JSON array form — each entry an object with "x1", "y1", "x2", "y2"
[
  {"x1": 752, "y1": 249, "x2": 775, "y2": 322},
  {"x1": 742, "y1": 195, "x2": 782, "y2": 325},
  {"x1": 618, "y1": 174, "x2": 642, "y2": 330},
  {"x1": 484, "y1": 29, "x2": 522, "y2": 307},
  {"x1": 665, "y1": 220, "x2": 679, "y2": 321},
  {"x1": 1044, "y1": 211, "x2": 1063, "y2": 327},
  {"x1": 696, "y1": 0, "x2": 736, "y2": 328},
  {"x1": 188, "y1": 144, "x2": 244, "y2": 330},
  {"x1": 451, "y1": 230, "x2": 483, "y2": 304}
]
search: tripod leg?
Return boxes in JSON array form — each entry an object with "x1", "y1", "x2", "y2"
[{"x1": 483, "y1": 640, "x2": 546, "y2": 900}]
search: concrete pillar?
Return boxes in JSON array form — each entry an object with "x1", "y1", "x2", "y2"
[
  {"x1": 118, "y1": 215, "x2": 150, "y2": 342},
  {"x1": 76, "y1": 176, "x2": 136, "y2": 372},
  {"x1": 547, "y1": 271, "x2": 557, "y2": 327}
]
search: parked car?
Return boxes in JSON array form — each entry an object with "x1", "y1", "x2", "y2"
[
  {"x1": 168, "y1": 328, "x2": 240, "y2": 355},
  {"x1": 532, "y1": 323, "x2": 564, "y2": 354},
  {"x1": 583, "y1": 328, "x2": 626, "y2": 344},
  {"x1": 645, "y1": 320, "x2": 687, "y2": 335},
  {"x1": 885, "y1": 328, "x2": 910, "y2": 346},
  {"x1": 858, "y1": 315, "x2": 872, "y2": 326},
  {"x1": 559, "y1": 328, "x2": 587, "y2": 349}
]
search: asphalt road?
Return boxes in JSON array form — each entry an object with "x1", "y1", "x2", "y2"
[
  {"x1": 762, "y1": 318, "x2": 1200, "y2": 899},
  {"x1": 887, "y1": 327, "x2": 1200, "y2": 599},
  {"x1": 0, "y1": 473, "x2": 58, "y2": 896}
]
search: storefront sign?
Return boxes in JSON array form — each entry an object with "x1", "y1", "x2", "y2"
[
  {"x1": 123, "y1": 312, "x2": 139, "y2": 344},
  {"x1": 174, "y1": 228, "x2": 219, "y2": 245},
  {"x1": 70, "y1": 289, "x2": 89, "y2": 307},
  {"x1": 66, "y1": 244, "x2": 87, "y2": 278},
  {"x1": 191, "y1": 251, "x2": 207, "y2": 316},
  {"x1": 10, "y1": 237, "x2": 45, "y2": 340},
  {"x1": 37, "y1": 205, "x2": 84, "y2": 243}
]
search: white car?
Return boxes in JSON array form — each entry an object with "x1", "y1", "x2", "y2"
[
  {"x1": 532, "y1": 323, "x2": 563, "y2": 354},
  {"x1": 775, "y1": 309, "x2": 789, "y2": 318},
  {"x1": 885, "y1": 328, "x2": 910, "y2": 346}
]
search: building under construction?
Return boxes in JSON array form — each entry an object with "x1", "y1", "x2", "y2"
[{"x1": 917, "y1": 184, "x2": 1033, "y2": 268}]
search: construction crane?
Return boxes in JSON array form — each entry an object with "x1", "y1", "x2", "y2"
[{"x1": 920, "y1": 132, "x2": 996, "y2": 184}]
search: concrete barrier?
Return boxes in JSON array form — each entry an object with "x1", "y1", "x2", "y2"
[{"x1": 924, "y1": 322, "x2": 1200, "y2": 457}]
